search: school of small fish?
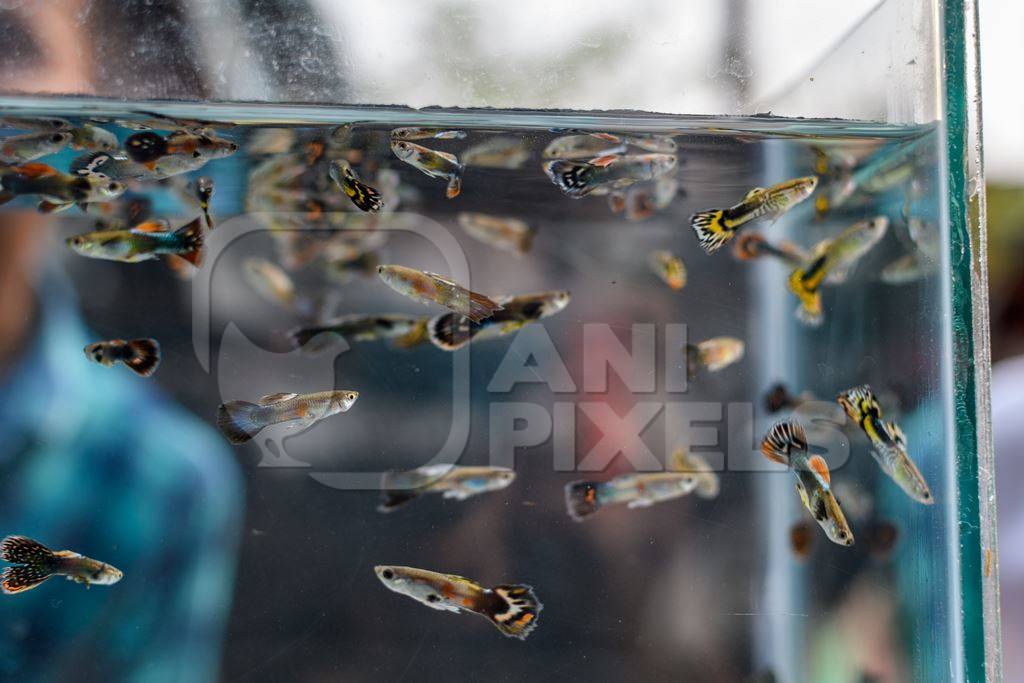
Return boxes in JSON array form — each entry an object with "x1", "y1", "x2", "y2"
[{"x1": 0, "y1": 113, "x2": 939, "y2": 647}]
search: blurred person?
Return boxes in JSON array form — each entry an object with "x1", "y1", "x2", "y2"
[{"x1": 0, "y1": 2, "x2": 242, "y2": 681}]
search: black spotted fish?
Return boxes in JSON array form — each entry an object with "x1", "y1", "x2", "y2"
[
  {"x1": 836, "y1": 385, "x2": 933, "y2": 504},
  {"x1": 1, "y1": 536, "x2": 123, "y2": 594},
  {"x1": 427, "y1": 290, "x2": 569, "y2": 351},
  {"x1": 690, "y1": 176, "x2": 818, "y2": 254},
  {"x1": 374, "y1": 565, "x2": 542, "y2": 640},
  {"x1": 787, "y1": 216, "x2": 887, "y2": 326},
  {"x1": 329, "y1": 159, "x2": 383, "y2": 212},
  {"x1": 761, "y1": 419, "x2": 854, "y2": 546},
  {"x1": 84, "y1": 338, "x2": 161, "y2": 377},
  {"x1": 543, "y1": 153, "x2": 676, "y2": 198}
]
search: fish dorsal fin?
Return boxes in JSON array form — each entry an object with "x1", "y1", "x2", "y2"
[
  {"x1": 418, "y1": 464, "x2": 455, "y2": 479},
  {"x1": 744, "y1": 187, "x2": 765, "y2": 201},
  {"x1": 589, "y1": 132, "x2": 621, "y2": 143},
  {"x1": 258, "y1": 392, "x2": 298, "y2": 405},
  {"x1": 435, "y1": 150, "x2": 459, "y2": 164},
  {"x1": 132, "y1": 219, "x2": 170, "y2": 233},
  {"x1": 808, "y1": 455, "x2": 830, "y2": 485},
  {"x1": 16, "y1": 162, "x2": 57, "y2": 178},
  {"x1": 668, "y1": 447, "x2": 689, "y2": 472},
  {"x1": 588, "y1": 154, "x2": 619, "y2": 168},
  {"x1": 444, "y1": 573, "x2": 475, "y2": 585}
]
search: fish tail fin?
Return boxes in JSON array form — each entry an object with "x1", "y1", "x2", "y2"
[
  {"x1": 124, "y1": 338, "x2": 161, "y2": 377},
  {"x1": 485, "y1": 584, "x2": 543, "y2": 640},
  {"x1": 690, "y1": 209, "x2": 732, "y2": 254},
  {"x1": 0, "y1": 536, "x2": 56, "y2": 566},
  {"x1": 764, "y1": 382, "x2": 796, "y2": 414},
  {"x1": 428, "y1": 312, "x2": 477, "y2": 351},
  {"x1": 761, "y1": 419, "x2": 808, "y2": 466},
  {"x1": 164, "y1": 255, "x2": 197, "y2": 280},
  {"x1": 216, "y1": 400, "x2": 262, "y2": 444},
  {"x1": 544, "y1": 159, "x2": 596, "y2": 198},
  {"x1": 565, "y1": 481, "x2": 602, "y2": 521},
  {"x1": 1, "y1": 565, "x2": 55, "y2": 594},
  {"x1": 173, "y1": 217, "x2": 204, "y2": 266},
  {"x1": 287, "y1": 326, "x2": 322, "y2": 350},
  {"x1": 377, "y1": 473, "x2": 420, "y2": 512},
  {"x1": 125, "y1": 131, "x2": 168, "y2": 163},
  {"x1": 465, "y1": 292, "x2": 503, "y2": 323},
  {"x1": 445, "y1": 167, "x2": 464, "y2": 199},
  {"x1": 787, "y1": 269, "x2": 823, "y2": 327},
  {"x1": 392, "y1": 319, "x2": 430, "y2": 349},
  {"x1": 516, "y1": 229, "x2": 535, "y2": 254}
]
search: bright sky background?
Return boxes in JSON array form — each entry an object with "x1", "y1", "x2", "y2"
[
  {"x1": 980, "y1": 0, "x2": 1023, "y2": 183},
  {"x1": 314, "y1": 0, "x2": 882, "y2": 115}
]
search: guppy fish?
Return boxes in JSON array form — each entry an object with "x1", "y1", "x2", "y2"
[
  {"x1": 544, "y1": 153, "x2": 676, "y2": 198},
  {"x1": 542, "y1": 133, "x2": 626, "y2": 160},
  {"x1": 290, "y1": 314, "x2": 430, "y2": 352},
  {"x1": 0, "y1": 116, "x2": 71, "y2": 132},
  {"x1": 378, "y1": 264, "x2": 503, "y2": 323},
  {"x1": 881, "y1": 218, "x2": 939, "y2": 284},
  {"x1": 329, "y1": 159, "x2": 383, "y2": 213},
  {"x1": 191, "y1": 176, "x2": 215, "y2": 229},
  {"x1": 689, "y1": 175, "x2": 818, "y2": 254},
  {"x1": 461, "y1": 136, "x2": 530, "y2": 169},
  {"x1": 1, "y1": 535, "x2": 123, "y2": 594},
  {"x1": 123, "y1": 130, "x2": 237, "y2": 178},
  {"x1": 216, "y1": 389, "x2": 359, "y2": 445},
  {"x1": 648, "y1": 249, "x2": 687, "y2": 290},
  {"x1": 787, "y1": 216, "x2": 888, "y2": 326},
  {"x1": 836, "y1": 385, "x2": 933, "y2": 504},
  {"x1": 457, "y1": 212, "x2": 534, "y2": 256},
  {"x1": 611, "y1": 174, "x2": 679, "y2": 222},
  {"x1": 565, "y1": 470, "x2": 699, "y2": 521},
  {"x1": 378, "y1": 465, "x2": 516, "y2": 512},
  {"x1": 761, "y1": 419, "x2": 854, "y2": 546},
  {"x1": 428, "y1": 290, "x2": 570, "y2": 351},
  {"x1": 668, "y1": 448, "x2": 720, "y2": 499},
  {"x1": 375, "y1": 565, "x2": 542, "y2": 640},
  {"x1": 0, "y1": 162, "x2": 125, "y2": 212},
  {"x1": 70, "y1": 150, "x2": 156, "y2": 182},
  {"x1": 66, "y1": 217, "x2": 204, "y2": 265},
  {"x1": 389, "y1": 127, "x2": 466, "y2": 141},
  {"x1": 83, "y1": 338, "x2": 161, "y2": 377},
  {"x1": 684, "y1": 336, "x2": 745, "y2": 380},
  {"x1": 0, "y1": 131, "x2": 71, "y2": 163},
  {"x1": 390, "y1": 140, "x2": 465, "y2": 198},
  {"x1": 733, "y1": 233, "x2": 808, "y2": 267},
  {"x1": 763, "y1": 382, "x2": 815, "y2": 414},
  {"x1": 68, "y1": 124, "x2": 118, "y2": 152},
  {"x1": 242, "y1": 257, "x2": 300, "y2": 311}
]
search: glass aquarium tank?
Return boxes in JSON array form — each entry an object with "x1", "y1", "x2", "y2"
[{"x1": 0, "y1": 1, "x2": 997, "y2": 681}]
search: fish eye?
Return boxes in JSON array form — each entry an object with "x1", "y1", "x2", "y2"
[
  {"x1": 426, "y1": 594, "x2": 440, "y2": 603},
  {"x1": 192, "y1": 151, "x2": 202, "y2": 158},
  {"x1": 346, "y1": 392, "x2": 357, "y2": 401},
  {"x1": 50, "y1": 133, "x2": 65, "y2": 143},
  {"x1": 381, "y1": 568, "x2": 395, "y2": 580}
]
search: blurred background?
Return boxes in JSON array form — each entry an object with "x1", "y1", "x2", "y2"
[{"x1": 0, "y1": 0, "x2": 1012, "y2": 682}]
